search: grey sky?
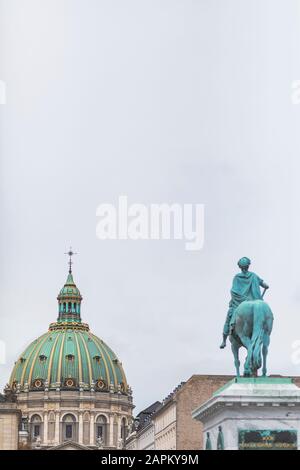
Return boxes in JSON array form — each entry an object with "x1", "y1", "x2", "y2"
[{"x1": 1, "y1": 0, "x2": 300, "y2": 413}]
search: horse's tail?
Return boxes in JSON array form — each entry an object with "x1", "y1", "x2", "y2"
[{"x1": 249, "y1": 302, "x2": 265, "y2": 370}]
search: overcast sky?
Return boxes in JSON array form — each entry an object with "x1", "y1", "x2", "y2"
[{"x1": 1, "y1": 0, "x2": 300, "y2": 413}]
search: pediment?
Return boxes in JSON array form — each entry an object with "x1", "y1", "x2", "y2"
[{"x1": 48, "y1": 440, "x2": 91, "y2": 450}]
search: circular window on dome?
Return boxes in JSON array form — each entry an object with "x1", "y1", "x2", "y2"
[
  {"x1": 11, "y1": 381, "x2": 17, "y2": 391},
  {"x1": 65, "y1": 378, "x2": 75, "y2": 388},
  {"x1": 33, "y1": 379, "x2": 43, "y2": 389},
  {"x1": 65, "y1": 354, "x2": 75, "y2": 362},
  {"x1": 96, "y1": 379, "x2": 106, "y2": 390}
]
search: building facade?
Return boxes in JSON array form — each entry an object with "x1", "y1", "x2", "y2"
[
  {"x1": 0, "y1": 394, "x2": 20, "y2": 450},
  {"x1": 154, "y1": 400, "x2": 177, "y2": 450},
  {"x1": 126, "y1": 402, "x2": 161, "y2": 450},
  {"x1": 0, "y1": 260, "x2": 133, "y2": 450}
]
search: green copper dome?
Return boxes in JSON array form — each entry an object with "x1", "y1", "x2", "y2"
[
  {"x1": 9, "y1": 329, "x2": 127, "y2": 393},
  {"x1": 9, "y1": 264, "x2": 128, "y2": 395}
]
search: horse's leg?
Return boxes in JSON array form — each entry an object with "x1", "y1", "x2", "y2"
[
  {"x1": 262, "y1": 315, "x2": 273, "y2": 377},
  {"x1": 262, "y1": 333, "x2": 270, "y2": 377},
  {"x1": 231, "y1": 340, "x2": 240, "y2": 377},
  {"x1": 238, "y1": 335, "x2": 252, "y2": 376}
]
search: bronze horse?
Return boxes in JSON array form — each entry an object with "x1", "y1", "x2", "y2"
[{"x1": 230, "y1": 300, "x2": 273, "y2": 377}]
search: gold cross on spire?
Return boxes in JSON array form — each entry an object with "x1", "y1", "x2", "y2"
[{"x1": 65, "y1": 247, "x2": 77, "y2": 273}]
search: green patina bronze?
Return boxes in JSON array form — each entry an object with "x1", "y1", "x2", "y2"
[
  {"x1": 205, "y1": 432, "x2": 212, "y2": 450},
  {"x1": 220, "y1": 258, "x2": 273, "y2": 377},
  {"x1": 220, "y1": 257, "x2": 269, "y2": 348},
  {"x1": 217, "y1": 426, "x2": 225, "y2": 450},
  {"x1": 238, "y1": 429, "x2": 297, "y2": 450}
]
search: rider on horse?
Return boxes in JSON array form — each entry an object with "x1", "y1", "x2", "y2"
[{"x1": 219, "y1": 257, "x2": 269, "y2": 349}]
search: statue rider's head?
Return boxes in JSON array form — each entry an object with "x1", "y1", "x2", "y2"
[{"x1": 238, "y1": 257, "x2": 251, "y2": 272}]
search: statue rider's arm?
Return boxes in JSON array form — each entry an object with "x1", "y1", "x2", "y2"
[{"x1": 259, "y1": 278, "x2": 269, "y2": 289}]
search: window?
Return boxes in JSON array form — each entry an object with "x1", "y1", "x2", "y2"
[
  {"x1": 95, "y1": 415, "x2": 107, "y2": 445},
  {"x1": 65, "y1": 354, "x2": 74, "y2": 362},
  {"x1": 31, "y1": 414, "x2": 42, "y2": 441},
  {"x1": 121, "y1": 418, "x2": 127, "y2": 444},
  {"x1": 97, "y1": 425, "x2": 103, "y2": 439},
  {"x1": 66, "y1": 424, "x2": 73, "y2": 439},
  {"x1": 62, "y1": 414, "x2": 76, "y2": 442},
  {"x1": 34, "y1": 425, "x2": 40, "y2": 437},
  {"x1": 20, "y1": 418, "x2": 28, "y2": 432}
]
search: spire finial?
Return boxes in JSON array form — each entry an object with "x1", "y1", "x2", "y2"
[{"x1": 65, "y1": 246, "x2": 77, "y2": 273}]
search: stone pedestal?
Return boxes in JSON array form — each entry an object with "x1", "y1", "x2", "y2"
[{"x1": 192, "y1": 377, "x2": 300, "y2": 450}]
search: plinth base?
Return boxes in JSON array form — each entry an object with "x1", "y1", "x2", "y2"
[{"x1": 192, "y1": 377, "x2": 300, "y2": 450}]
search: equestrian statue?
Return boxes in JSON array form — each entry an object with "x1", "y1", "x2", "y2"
[{"x1": 220, "y1": 257, "x2": 273, "y2": 377}]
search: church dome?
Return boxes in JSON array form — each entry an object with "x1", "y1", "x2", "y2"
[{"x1": 9, "y1": 255, "x2": 128, "y2": 395}]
